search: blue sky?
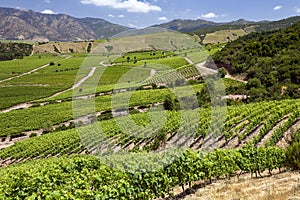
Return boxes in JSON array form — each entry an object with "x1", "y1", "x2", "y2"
[{"x1": 1, "y1": 0, "x2": 300, "y2": 28}]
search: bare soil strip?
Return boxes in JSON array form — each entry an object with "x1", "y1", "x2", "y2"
[
  {"x1": 277, "y1": 118, "x2": 300, "y2": 148},
  {"x1": 257, "y1": 115, "x2": 290, "y2": 147}
]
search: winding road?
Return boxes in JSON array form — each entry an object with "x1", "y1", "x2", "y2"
[{"x1": 184, "y1": 57, "x2": 247, "y2": 83}]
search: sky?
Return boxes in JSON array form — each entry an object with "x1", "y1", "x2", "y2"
[{"x1": 1, "y1": 0, "x2": 300, "y2": 28}]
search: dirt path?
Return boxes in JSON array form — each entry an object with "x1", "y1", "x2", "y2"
[
  {"x1": 143, "y1": 68, "x2": 157, "y2": 82},
  {"x1": 257, "y1": 115, "x2": 290, "y2": 147},
  {"x1": 0, "y1": 55, "x2": 71, "y2": 84},
  {"x1": 175, "y1": 171, "x2": 300, "y2": 200},
  {"x1": 195, "y1": 61, "x2": 219, "y2": 77},
  {"x1": 0, "y1": 101, "x2": 161, "y2": 150},
  {"x1": 0, "y1": 110, "x2": 103, "y2": 150},
  {"x1": 225, "y1": 74, "x2": 248, "y2": 84},
  {"x1": 99, "y1": 60, "x2": 112, "y2": 67},
  {"x1": 0, "y1": 66, "x2": 97, "y2": 113},
  {"x1": 29, "y1": 45, "x2": 35, "y2": 57},
  {"x1": 0, "y1": 55, "x2": 71, "y2": 113},
  {"x1": 184, "y1": 57, "x2": 247, "y2": 83},
  {"x1": 48, "y1": 66, "x2": 97, "y2": 98},
  {"x1": 1, "y1": 103, "x2": 32, "y2": 113},
  {"x1": 277, "y1": 119, "x2": 300, "y2": 148},
  {"x1": 48, "y1": 60, "x2": 112, "y2": 99}
]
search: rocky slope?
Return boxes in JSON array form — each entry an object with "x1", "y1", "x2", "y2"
[{"x1": 0, "y1": 7, "x2": 130, "y2": 42}]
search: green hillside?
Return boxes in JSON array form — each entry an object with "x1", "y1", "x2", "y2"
[{"x1": 212, "y1": 22, "x2": 300, "y2": 101}]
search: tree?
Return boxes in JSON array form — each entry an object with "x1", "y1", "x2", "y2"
[
  {"x1": 197, "y1": 85, "x2": 211, "y2": 108},
  {"x1": 246, "y1": 78, "x2": 261, "y2": 89},
  {"x1": 105, "y1": 45, "x2": 113, "y2": 52},
  {"x1": 53, "y1": 45, "x2": 60, "y2": 54},
  {"x1": 87, "y1": 42, "x2": 92, "y2": 53},
  {"x1": 163, "y1": 94, "x2": 179, "y2": 111},
  {"x1": 218, "y1": 67, "x2": 227, "y2": 78}
]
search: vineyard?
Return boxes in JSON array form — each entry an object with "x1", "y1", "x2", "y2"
[
  {"x1": 0, "y1": 98, "x2": 299, "y2": 165},
  {"x1": 0, "y1": 28, "x2": 299, "y2": 200},
  {"x1": 0, "y1": 146, "x2": 289, "y2": 199}
]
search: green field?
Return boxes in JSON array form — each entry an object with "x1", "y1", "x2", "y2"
[
  {"x1": 113, "y1": 50, "x2": 174, "y2": 63},
  {"x1": 0, "y1": 56, "x2": 90, "y2": 109},
  {"x1": 0, "y1": 54, "x2": 61, "y2": 80}
]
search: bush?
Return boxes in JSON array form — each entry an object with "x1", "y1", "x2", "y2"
[
  {"x1": 163, "y1": 94, "x2": 179, "y2": 111},
  {"x1": 218, "y1": 67, "x2": 227, "y2": 78},
  {"x1": 49, "y1": 62, "x2": 55, "y2": 66},
  {"x1": 286, "y1": 142, "x2": 300, "y2": 170}
]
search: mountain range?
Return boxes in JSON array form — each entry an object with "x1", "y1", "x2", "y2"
[
  {"x1": 0, "y1": 7, "x2": 130, "y2": 42},
  {"x1": 151, "y1": 18, "x2": 258, "y2": 32},
  {"x1": 153, "y1": 16, "x2": 300, "y2": 33},
  {"x1": 0, "y1": 7, "x2": 300, "y2": 42}
]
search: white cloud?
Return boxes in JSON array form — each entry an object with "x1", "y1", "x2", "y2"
[
  {"x1": 16, "y1": 7, "x2": 27, "y2": 11},
  {"x1": 201, "y1": 12, "x2": 218, "y2": 19},
  {"x1": 128, "y1": 23, "x2": 139, "y2": 28},
  {"x1": 108, "y1": 14, "x2": 115, "y2": 17},
  {"x1": 80, "y1": 0, "x2": 161, "y2": 13},
  {"x1": 41, "y1": 9, "x2": 56, "y2": 14},
  {"x1": 274, "y1": 5, "x2": 282, "y2": 11},
  {"x1": 117, "y1": 14, "x2": 125, "y2": 18},
  {"x1": 158, "y1": 16, "x2": 168, "y2": 21},
  {"x1": 296, "y1": 8, "x2": 300, "y2": 13},
  {"x1": 44, "y1": 0, "x2": 51, "y2": 3},
  {"x1": 183, "y1": 9, "x2": 191, "y2": 14}
]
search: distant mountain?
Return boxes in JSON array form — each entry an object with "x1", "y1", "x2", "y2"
[
  {"x1": 154, "y1": 16, "x2": 300, "y2": 43},
  {"x1": 255, "y1": 16, "x2": 300, "y2": 32},
  {"x1": 227, "y1": 19, "x2": 256, "y2": 25},
  {"x1": 197, "y1": 16, "x2": 300, "y2": 43},
  {"x1": 152, "y1": 18, "x2": 258, "y2": 32},
  {"x1": 152, "y1": 19, "x2": 217, "y2": 32},
  {"x1": 78, "y1": 17, "x2": 130, "y2": 39},
  {"x1": 0, "y1": 7, "x2": 130, "y2": 42}
]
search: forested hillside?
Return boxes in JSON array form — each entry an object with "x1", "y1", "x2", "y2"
[
  {"x1": 0, "y1": 42, "x2": 33, "y2": 61},
  {"x1": 212, "y1": 22, "x2": 300, "y2": 101}
]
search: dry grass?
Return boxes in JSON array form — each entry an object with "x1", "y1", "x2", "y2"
[
  {"x1": 33, "y1": 32, "x2": 200, "y2": 55},
  {"x1": 33, "y1": 41, "x2": 98, "y2": 54},
  {"x1": 167, "y1": 171, "x2": 300, "y2": 200},
  {"x1": 203, "y1": 28, "x2": 256, "y2": 44}
]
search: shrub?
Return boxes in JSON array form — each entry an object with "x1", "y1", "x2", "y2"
[{"x1": 286, "y1": 142, "x2": 300, "y2": 170}]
